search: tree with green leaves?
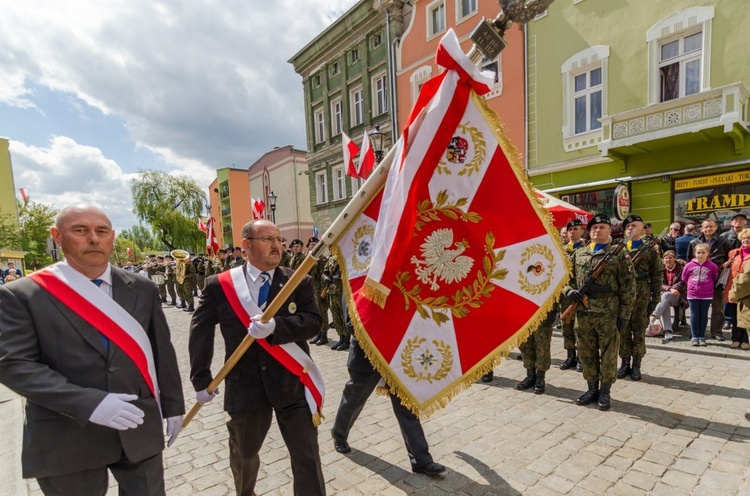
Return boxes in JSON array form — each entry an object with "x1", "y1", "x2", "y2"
[
  {"x1": 119, "y1": 224, "x2": 165, "y2": 252},
  {"x1": 0, "y1": 208, "x2": 23, "y2": 251},
  {"x1": 131, "y1": 170, "x2": 205, "y2": 252},
  {"x1": 111, "y1": 237, "x2": 141, "y2": 267},
  {"x1": 18, "y1": 200, "x2": 58, "y2": 270}
]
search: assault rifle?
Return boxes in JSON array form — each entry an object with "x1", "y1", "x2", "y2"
[
  {"x1": 561, "y1": 230, "x2": 637, "y2": 324},
  {"x1": 629, "y1": 226, "x2": 668, "y2": 266}
]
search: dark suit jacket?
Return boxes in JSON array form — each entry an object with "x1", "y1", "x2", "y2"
[
  {"x1": 189, "y1": 264, "x2": 321, "y2": 413},
  {"x1": 0, "y1": 267, "x2": 185, "y2": 478}
]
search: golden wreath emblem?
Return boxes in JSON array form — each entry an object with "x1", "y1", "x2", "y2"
[
  {"x1": 437, "y1": 122, "x2": 486, "y2": 177},
  {"x1": 350, "y1": 224, "x2": 375, "y2": 272},
  {"x1": 517, "y1": 243, "x2": 556, "y2": 296},
  {"x1": 401, "y1": 336, "x2": 453, "y2": 383},
  {"x1": 395, "y1": 190, "x2": 508, "y2": 326}
]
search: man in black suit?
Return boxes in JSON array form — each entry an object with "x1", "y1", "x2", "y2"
[
  {"x1": 331, "y1": 302, "x2": 446, "y2": 477},
  {"x1": 0, "y1": 205, "x2": 184, "y2": 495},
  {"x1": 189, "y1": 219, "x2": 325, "y2": 496}
]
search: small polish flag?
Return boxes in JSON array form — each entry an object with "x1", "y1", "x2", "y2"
[
  {"x1": 343, "y1": 132, "x2": 361, "y2": 179},
  {"x1": 19, "y1": 188, "x2": 29, "y2": 202},
  {"x1": 358, "y1": 130, "x2": 376, "y2": 179}
]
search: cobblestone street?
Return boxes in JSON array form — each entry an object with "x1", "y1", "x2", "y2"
[{"x1": 2, "y1": 303, "x2": 749, "y2": 495}]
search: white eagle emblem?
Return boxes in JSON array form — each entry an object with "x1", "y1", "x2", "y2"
[{"x1": 410, "y1": 228, "x2": 474, "y2": 291}]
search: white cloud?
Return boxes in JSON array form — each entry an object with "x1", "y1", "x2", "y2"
[{"x1": 10, "y1": 137, "x2": 138, "y2": 231}]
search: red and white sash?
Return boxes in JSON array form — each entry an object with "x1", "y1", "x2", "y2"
[
  {"x1": 218, "y1": 266, "x2": 325, "y2": 425},
  {"x1": 29, "y1": 263, "x2": 161, "y2": 410}
]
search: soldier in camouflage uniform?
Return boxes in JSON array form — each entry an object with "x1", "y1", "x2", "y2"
[
  {"x1": 617, "y1": 215, "x2": 662, "y2": 382},
  {"x1": 164, "y1": 255, "x2": 178, "y2": 305},
  {"x1": 154, "y1": 255, "x2": 168, "y2": 303},
  {"x1": 560, "y1": 219, "x2": 586, "y2": 372},
  {"x1": 641, "y1": 223, "x2": 656, "y2": 246},
  {"x1": 324, "y1": 253, "x2": 349, "y2": 350},
  {"x1": 288, "y1": 239, "x2": 305, "y2": 271},
  {"x1": 564, "y1": 214, "x2": 636, "y2": 411},
  {"x1": 176, "y1": 253, "x2": 197, "y2": 312},
  {"x1": 280, "y1": 245, "x2": 292, "y2": 268},
  {"x1": 194, "y1": 255, "x2": 206, "y2": 295},
  {"x1": 516, "y1": 310, "x2": 555, "y2": 394},
  {"x1": 306, "y1": 237, "x2": 331, "y2": 345}
]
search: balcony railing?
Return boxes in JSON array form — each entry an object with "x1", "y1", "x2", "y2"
[{"x1": 599, "y1": 82, "x2": 750, "y2": 156}]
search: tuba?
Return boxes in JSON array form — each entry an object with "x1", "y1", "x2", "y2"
[{"x1": 171, "y1": 249, "x2": 190, "y2": 284}]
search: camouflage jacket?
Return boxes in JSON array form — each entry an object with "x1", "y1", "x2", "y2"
[
  {"x1": 564, "y1": 243, "x2": 636, "y2": 321},
  {"x1": 310, "y1": 254, "x2": 328, "y2": 291},
  {"x1": 627, "y1": 242, "x2": 663, "y2": 301},
  {"x1": 323, "y1": 256, "x2": 342, "y2": 295}
]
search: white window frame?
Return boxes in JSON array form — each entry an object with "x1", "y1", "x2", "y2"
[
  {"x1": 657, "y1": 31, "x2": 702, "y2": 103},
  {"x1": 350, "y1": 48, "x2": 359, "y2": 64},
  {"x1": 315, "y1": 171, "x2": 328, "y2": 204},
  {"x1": 456, "y1": 0, "x2": 478, "y2": 24},
  {"x1": 314, "y1": 108, "x2": 325, "y2": 144},
  {"x1": 372, "y1": 32, "x2": 382, "y2": 48},
  {"x1": 332, "y1": 166, "x2": 346, "y2": 201},
  {"x1": 410, "y1": 65, "x2": 432, "y2": 104},
  {"x1": 331, "y1": 62, "x2": 340, "y2": 76},
  {"x1": 480, "y1": 54, "x2": 503, "y2": 99},
  {"x1": 372, "y1": 73, "x2": 388, "y2": 116},
  {"x1": 350, "y1": 86, "x2": 364, "y2": 126},
  {"x1": 312, "y1": 74, "x2": 321, "y2": 88},
  {"x1": 330, "y1": 98, "x2": 343, "y2": 136},
  {"x1": 426, "y1": 0, "x2": 446, "y2": 40},
  {"x1": 647, "y1": 7, "x2": 713, "y2": 105},
  {"x1": 561, "y1": 46, "x2": 609, "y2": 151},
  {"x1": 350, "y1": 175, "x2": 365, "y2": 196}
]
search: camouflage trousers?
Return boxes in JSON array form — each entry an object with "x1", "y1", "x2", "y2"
[
  {"x1": 313, "y1": 285, "x2": 330, "y2": 332},
  {"x1": 575, "y1": 312, "x2": 620, "y2": 384},
  {"x1": 620, "y1": 293, "x2": 648, "y2": 358},
  {"x1": 177, "y1": 282, "x2": 194, "y2": 306},
  {"x1": 158, "y1": 283, "x2": 167, "y2": 300},
  {"x1": 520, "y1": 311, "x2": 554, "y2": 372},
  {"x1": 164, "y1": 281, "x2": 177, "y2": 301},
  {"x1": 327, "y1": 292, "x2": 349, "y2": 338}
]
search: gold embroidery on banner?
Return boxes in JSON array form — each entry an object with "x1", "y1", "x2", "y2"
[
  {"x1": 401, "y1": 336, "x2": 453, "y2": 383},
  {"x1": 517, "y1": 244, "x2": 556, "y2": 295},
  {"x1": 415, "y1": 190, "x2": 482, "y2": 232},
  {"x1": 411, "y1": 228, "x2": 474, "y2": 291},
  {"x1": 350, "y1": 224, "x2": 375, "y2": 271},
  {"x1": 437, "y1": 122, "x2": 486, "y2": 177}
]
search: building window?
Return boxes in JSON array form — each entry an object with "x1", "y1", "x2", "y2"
[
  {"x1": 457, "y1": 0, "x2": 477, "y2": 22},
  {"x1": 659, "y1": 31, "x2": 702, "y2": 102},
  {"x1": 350, "y1": 48, "x2": 359, "y2": 64},
  {"x1": 372, "y1": 32, "x2": 382, "y2": 48},
  {"x1": 410, "y1": 66, "x2": 432, "y2": 104},
  {"x1": 315, "y1": 171, "x2": 328, "y2": 204},
  {"x1": 647, "y1": 7, "x2": 713, "y2": 105},
  {"x1": 332, "y1": 166, "x2": 346, "y2": 201},
  {"x1": 314, "y1": 108, "x2": 325, "y2": 143},
  {"x1": 573, "y1": 67, "x2": 602, "y2": 134},
  {"x1": 373, "y1": 74, "x2": 388, "y2": 116},
  {"x1": 561, "y1": 46, "x2": 609, "y2": 149},
  {"x1": 350, "y1": 176, "x2": 364, "y2": 195},
  {"x1": 331, "y1": 62, "x2": 340, "y2": 76},
  {"x1": 350, "y1": 87, "x2": 364, "y2": 126},
  {"x1": 480, "y1": 54, "x2": 503, "y2": 99},
  {"x1": 331, "y1": 98, "x2": 342, "y2": 136},
  {"x1": 312, "y1": 74, "x2": 321, "y2": 87},
  {"x1": 427, "y1": 0, "x2": 446, "y2": 39}
]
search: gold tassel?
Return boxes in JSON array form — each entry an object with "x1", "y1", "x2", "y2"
[
  {"x1": 312, "y1": 411, "x2": 325, "y2": 427},
  {"x1": 375, "y1": 386, "x2": 389, "y2": 396},
  {"x1": 360, "y1": 277, "x2": 390, "y2": 308}
]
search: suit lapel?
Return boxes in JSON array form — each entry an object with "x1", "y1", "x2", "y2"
[
  {"x1": 269, "y1": 267, "x2": 289, "y2": 304},
  {"x1": 110, "y1": 269, "x2": 139, "y2": 359}
]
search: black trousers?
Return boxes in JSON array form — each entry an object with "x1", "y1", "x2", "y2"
[
  {"x1": 227, "y1": 402, "x2": 325, "y2": 496},
  {"x1": 331, "y1": 339, "x2": 433, "y2": 468},
  {"x1": 37, "y1": 451, "x2": 164, "y2": 496}
]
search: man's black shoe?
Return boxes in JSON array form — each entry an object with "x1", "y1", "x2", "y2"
[
  {"x1": 715, "y1": 335, "x2": 726, "y2": 342},
  {"x1": 480, "y1": 371, "x2": 494, "y2": 383},
  {"x1": 412, "y1": 461, "x2": 446, "y2": 477},
  {"x1": 316, "y1": 338, "x2": 329, "y2": 346},
  {"x1": 334, "y1": 441, "x2": 351, "y2": 454}
]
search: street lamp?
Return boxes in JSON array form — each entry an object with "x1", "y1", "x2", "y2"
[
  {"x1": 370, "y1": 124, "x2": 385, "y2": 163},
  {"x1": 269, "y1": 191, "x2": 277, "y2": 223}
]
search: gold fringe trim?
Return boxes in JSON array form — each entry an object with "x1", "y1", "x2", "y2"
[
  {"x1": 375, "y1": 386, "x2": 389, "y2": 396},
  {"x1": 330, "y1": 90, "x2": 573, "y2": 420},
  {"x1": 360, "y1": 277, "x2": 390, "y2": 308}
]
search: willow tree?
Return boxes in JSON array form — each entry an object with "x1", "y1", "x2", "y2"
[{"x1": 131, "y1": 170, "x2": 205, "y2": 251}]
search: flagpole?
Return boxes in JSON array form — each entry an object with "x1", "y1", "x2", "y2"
[{"x1": 181, "y1": 0, "x2": 556, "y2": 430}]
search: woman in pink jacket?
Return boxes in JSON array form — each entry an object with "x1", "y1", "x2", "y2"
[{"x1": 682, "y1": 243, "x2": 718, "y2": 346}]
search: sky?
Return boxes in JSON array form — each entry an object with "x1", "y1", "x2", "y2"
[{"x1": 1, "y1": 0, "x2": 357, "y2": 231}]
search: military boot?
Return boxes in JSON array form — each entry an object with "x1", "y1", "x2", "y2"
[
  {"x1": 576, "y1": 361, "x2": 583, "y2": 372},
  {"x1": 575, "y1": 381, "x2": 599, "y2": 406},
  {"x1": 316, "y1": 332, "x2": 329, "y2": 345},
  {"x1": 630, "y1": 357, "x2": 642, "y2": 381},
  {"x1": 184, "y1": 304, "x2": 195, "y2": 313},
  {"x1": 309, "y1": 332, "x2": 321, "y2": 345},
  {"x1": 559, "y1": 349, "x2": 577, "y2": 370},
  {"x1": 616, "y1": 356, "x2": 631, "y2": 379},
  {"x1": 480, "y1": 371, "x2": 494, "y2": 383},
  {"x1": 168, "y1": 299, "x2": 176, "y2": 306},
  {"x1": 534, "y1": 370, "x2": 546, "y2": 394},
  {"x1": 516, "y1": 368, "x2": 536, "y2": 390},
  {"x1": 178, "y1": 301, "x2": 186, "y2": 309},
  {"x1": 597, "y1": 383, "x2": 612, "y2": 411}
]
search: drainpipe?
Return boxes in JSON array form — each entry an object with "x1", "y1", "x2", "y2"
[
  {"x1": 379, "y1": 0, "x2": 398, "y2": 141},
  {"x1": 523, "y1": 23, "x2": 529, "y2": 175}
]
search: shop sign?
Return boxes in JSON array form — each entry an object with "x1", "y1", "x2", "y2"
[{"x1": 613, "y1": 184, "x2": 630, "y2": 220}]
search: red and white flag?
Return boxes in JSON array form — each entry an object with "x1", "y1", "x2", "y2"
[
  {"x1": 198, "y1": 219, "x2": 208, "y2": 233},
  {"x1": 206, "y1": 217, "x2": 220, "y2": 254},
  {"x1": 252, "y1": 198, "x2": 266, "y2": 220},
  {"x1": 126, "y1": 247, "x2": 133, "y2": 256},
  {"x1": 342, "y1": 132, "x2": 361, "y2": 179},
  {"x1": 19, "y1": 188, "x2": 29, "y2": 202},
  {"x1": 336, "y1": 30, "x2": 569, "y2": 417},
  {"x1": 358, "y1": 130, "x2": 376, "y2": 180}
]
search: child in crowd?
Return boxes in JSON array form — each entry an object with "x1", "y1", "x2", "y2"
[{"x1": 682, "y1": 243, "x2": 718, "y2": 346}]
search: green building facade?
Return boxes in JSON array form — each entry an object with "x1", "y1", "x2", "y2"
[{"x1": 528, "y1": 0, "x2": 750, "y2": 232}]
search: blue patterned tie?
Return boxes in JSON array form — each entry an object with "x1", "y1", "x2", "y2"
[
  {"x1": 90, "y1": 279, "x2": 110, "y2": 349},
  {"x1": 258, "y1": 272, "x2": 271, "y2": 310}
]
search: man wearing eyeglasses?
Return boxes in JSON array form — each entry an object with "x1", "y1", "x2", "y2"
[
  {"x1": 188, "y1": 219, "x2": 325, "y2": 496},
  {"x1": 660, "y1": 223, "x2": 681, "y2": 254}
]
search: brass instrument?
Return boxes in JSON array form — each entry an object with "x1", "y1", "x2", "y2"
[{"x1": 171, "y1": 249, "x2": 190, "y2": 284}]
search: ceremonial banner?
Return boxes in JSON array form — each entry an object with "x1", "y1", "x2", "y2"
[
  {"x1": 342, "y1": 132, "x2": 361, "y2": 179},
  {"x1": 206, "y1": 217, "x2": 219, "y2": 253},
  {"x1": 252, "y1": 198, "x2": 266, "y2": 220},
  {"x1": 336, "y1": 29, "x2": 570, "y2": 417},
  {"x1": 358, "y1": 130, "x2": 376, "y2": 180}
]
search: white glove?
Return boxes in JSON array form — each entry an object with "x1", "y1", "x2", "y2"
[
  {"x1": 195, "y1": 388, "x2": 219, "y2": 404},
  {"x1": 165, "y1": 415, "x2": 183, "y2": 447},
  {"x1": 248, "y1": 315, "x2": 275, "y2": 339},
  {"x1": 89, "y1": 393, "x2": 145, "y2": 430}
]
